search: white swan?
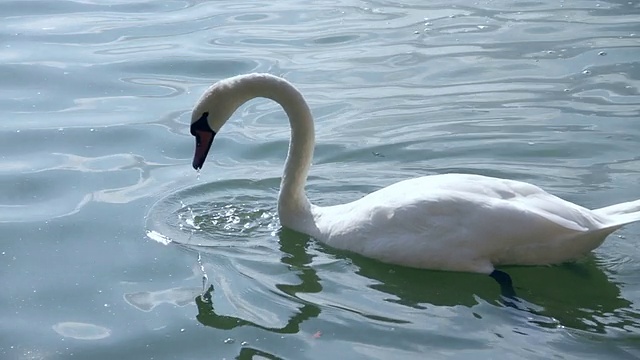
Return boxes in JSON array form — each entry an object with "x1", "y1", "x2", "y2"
[{"x1": 189, "y1": 73, "x2": 640, "y2": 289}]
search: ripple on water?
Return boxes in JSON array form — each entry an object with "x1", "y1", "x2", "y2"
[
  {"x1": 124, "y1": 287, "x2": 202, "y2": 312},
  {"x1": 52, "y1": 322, "x2": 111, "y2": 340},
  {"x1": 145, "y1": 178, "x2": 281, "y2": 252}
]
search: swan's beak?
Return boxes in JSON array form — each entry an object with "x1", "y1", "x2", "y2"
[{"x1": 192, "y1": 130, "x2": 215, "y2": 170}]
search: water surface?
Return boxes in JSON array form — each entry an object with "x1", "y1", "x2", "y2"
[{"x1": 1, "y1": 0, "x2": 639, "y2": 359}]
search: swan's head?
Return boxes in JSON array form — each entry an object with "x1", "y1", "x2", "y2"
[{"x1": 189, "y1": 77, "x2": 246, "y2": 170}]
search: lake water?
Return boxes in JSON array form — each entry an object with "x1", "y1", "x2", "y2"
[{"x1": 2, "y1": 0, "x2": 640, "y2": 359}]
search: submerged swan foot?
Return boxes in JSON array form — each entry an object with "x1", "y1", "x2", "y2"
[{"x1": 489, "y1": 270, "x2": 517, "y2": 299}]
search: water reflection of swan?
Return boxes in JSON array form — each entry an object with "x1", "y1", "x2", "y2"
[
  {"x1": 195, "y1": 229, "x2": 322, "y2": 333},
  {"x1": 194, "y1": 226, "x2": 638, "y2": 340},
  {"x1": 188, "y1": 73, "x2": 640, "y2": 293},
  {"x1": 332, "y1": 249, "x2": 638, "y2": 333}
]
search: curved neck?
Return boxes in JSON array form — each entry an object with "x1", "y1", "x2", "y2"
[{"x1": 232, "y1": 74, "x2": 317, "y2": 231}]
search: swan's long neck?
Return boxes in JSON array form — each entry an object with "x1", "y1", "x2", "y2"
[{"x1": 229, "y1": 74, "x2": 318, "y2": 234}]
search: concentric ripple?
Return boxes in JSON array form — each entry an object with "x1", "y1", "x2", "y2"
[{"x1": 146, "y1": 178, "x2": 281, "y2": 253}]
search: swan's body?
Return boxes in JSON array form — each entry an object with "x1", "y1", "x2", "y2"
[
  {"x1": 190, "y1": 73, "x2": 640, "y2": 276},
  {"x1": 311, "y1": 173, "x2": 639, "y2": 273}
]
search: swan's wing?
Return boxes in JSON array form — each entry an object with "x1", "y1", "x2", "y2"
[
  {"x1": 384, "y1": 173, "x2": 609, "y2": 233},
  {"x1": 368, "y1": 190, "x2": 588, "y2": 247}
]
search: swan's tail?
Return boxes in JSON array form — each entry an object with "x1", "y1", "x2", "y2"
[{"x1": 594, "y1": 199, "x2": 640, "y2": 226}]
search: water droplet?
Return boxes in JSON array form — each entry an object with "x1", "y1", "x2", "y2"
[
  {"x1": 563, "y1": 89, "x2": 570, "y2": 92},
  {"x1": 582, "y1": 70, "x2": 591, "y2": 75},
  {"x1": 196, "y1": 169, "x2": 201, "y2": 180},
  {"x1": 224, "y1": 338, "x2": 235, "y2": 344},
  {"x1": 413, "y1": 30, "x2": 419, "y2": 34},
  {"x1": 241, "y1": 341, "x2": 249, "y2": 346},
  {"x1": 90, "y1": 128, "x2": 95, "y2": 132},
  {"x1": 598, "y1": 51, "x2": 606, "y2": 56},
  {"x1": 180, "y1": 328, "x2": 185, "y2": 332}
]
